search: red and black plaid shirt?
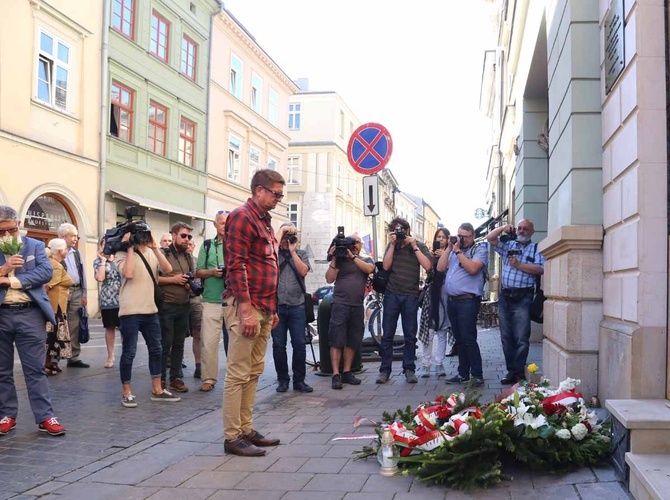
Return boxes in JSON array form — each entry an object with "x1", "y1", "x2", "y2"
[{"x1": 223, "y1": 198, "x2": 279, "y2": 314}]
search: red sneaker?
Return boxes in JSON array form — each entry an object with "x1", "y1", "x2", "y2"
[
  {"x1": 0, "y1": 416, "x2": 16, "y2": 435},
  {"x1": 38, "y1": 417, "x2": 66, "y2": 436}
]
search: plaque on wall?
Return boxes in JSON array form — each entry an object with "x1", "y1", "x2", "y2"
[{"x1": 605, "y1": 0, "x2": 625, "y2": 94}]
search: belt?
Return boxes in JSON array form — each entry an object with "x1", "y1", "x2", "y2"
[
  {"x1": 0, "y1": 302, "x2": 36, "y2": 310},
  {"x1": 448, "y1": 293, "x2": 479, "y2": 301},
  {"x1": 502, "y1": 287, "x2": 534, "y2": 293},
  {"x1": 71, "y1": 284, "x2": 82, "y2": 288}
]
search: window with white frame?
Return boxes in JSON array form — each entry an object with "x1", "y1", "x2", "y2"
[
  {"x1": 36, "y1": 30, "x2": 71, "y2": 112},
  {"x1": 251, "y1": 72, "x2": 262, "y2": 114},
  {"x1": 249, "y1": 146, "x2": 260, "y2": 181},
  {"x1": 267, "y1": 156, "x2": 277, "y2": 170},
  {"x1": 335, "y1": 162, "x2": 342, "y2": 190},
  {"x1": 227, "y1": 133, "x2": 241, "y2": 181},
  {"x1": 288, "y1": 203, "x2": 299, "y2": 230},
  {"x1": 230, "y1": 53, "x2": 242, "y2": 100},
  {"x1": 288, "y1": 103, "x2": 300, "y2": 130},
  {"x1": 287, "y1": 156, "x2": 300, "y2": 185},
  {"x1": 268, "y1": 88, "x2": 278, "y2": 126}
]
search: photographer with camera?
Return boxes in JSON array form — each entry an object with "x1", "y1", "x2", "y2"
[
  {"x1": 113, "y1": 221, "x2": 177, "y2": 407},
  {"x1": 271, "y1": 222, "x2": 313, "y2": 393},
  {"x1": 376, "y1": 217, "x2": 432, "y2": 385},
  {"x1": 436, "y1": 222, "x2": 489, "y2": 387},
  {"x1": 486, "y1": 219, "x2": 545, "y2": 385},
  {"x1": 157, "y1": 222, "x2": 201, "y2": 394},
  {"x1": 195, "y1": 211, "x2": 229, "y2": 392},
  {"x1": 326, "y1": 230, "x2": 374, "y2": 390}
]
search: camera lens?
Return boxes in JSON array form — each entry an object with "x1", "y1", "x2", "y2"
[{"x1": 449, "y1": 236, "x2": 458, "y2": 245}]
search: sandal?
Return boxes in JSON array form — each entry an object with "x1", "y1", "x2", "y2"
[
  {"x1": 52, "y1": 363, "x2": 62, "y2": 373},
  {"x1": 199, "y1": 382, "x2": 214, "y2": 392},
  {"x1": 44, "y1": 366, "x2": 58, "y2": 376}
]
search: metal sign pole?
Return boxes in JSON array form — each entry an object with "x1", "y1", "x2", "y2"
[{"x1": 371, "y1": 214, "x2": 378, "y2": 260}]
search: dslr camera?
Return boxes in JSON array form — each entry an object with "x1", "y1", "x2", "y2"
[
  {"x1": 507, "y1": 249, "x2": 522, "y2": 257},
  {"x1": 282, "y1": 231, "x2": 298, "y2": 244},
  {"x1": 104, "y1": 205, "x2": 152, "y2": 254},
  {"x1": 328, "y1": 226, "x2": 357, "y2": 261},
  {"x1": 449, "y1": 235, "x2": 465, "y2": 246},
  {"x1": 499, "y1": 228, "x2": 517, "y2": 243},
  {"x1": 184, "y1": 272, "x2": 204, "y2": 296},
  {"x1": 394, "y1": 225, "x2": 406, "y2": 241}
]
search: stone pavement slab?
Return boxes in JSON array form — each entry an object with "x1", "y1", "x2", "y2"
[{"x1": 2, "y1": 324, "x2": 628, "y2": 499}]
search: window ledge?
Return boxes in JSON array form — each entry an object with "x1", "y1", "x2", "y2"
[{"x1": 31, "y1": 99, "x2": 80, "y2": 123}]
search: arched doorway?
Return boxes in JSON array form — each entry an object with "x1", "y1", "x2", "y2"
[{"x1": 23, "y1": 193, "x2": 77, "y2": 244}]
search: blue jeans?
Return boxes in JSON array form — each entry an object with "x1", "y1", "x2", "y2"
[
  {"x1": 119, "y1": 314, "x2": 162, "y2": 384},
  {"x1": 0, "y1": 307, "x2": 55, "y2": 424},
  {"x1": 271, "y1": 304, "x2": 306, "y2": 384},
  {"x1": 379, "y1": 290, "x2": 418, "y2": 373},
  {"x1": 446, "y1": 298, "x2": 483, "y2": 379},
  {"x1": 498, "y1": 292, "x2": 533, "y2": 376}
]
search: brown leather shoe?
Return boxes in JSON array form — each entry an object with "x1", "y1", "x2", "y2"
[
  {"x1": 224, "y1": 436, "x2": 267, "y2": 456},
  {"x1": 245, "y1": 429, "x2": 280, "y2": 447},
  {"x1": 169, "y1": 379, "x2": 189, "y2": 393}
]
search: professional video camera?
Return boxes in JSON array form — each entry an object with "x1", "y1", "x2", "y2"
[
  {"x1": 103, "y1": 205, "x2": 152, "y2": 254},
  {"x1": 327, "y1": 226, "x2": 357, "y2": 261},
  {"x1": 184, "y1": 272, "x2": 204, "y2": 296},
  {"x1": 499, "y1": 228, "x2": 517, "y2": 243}
]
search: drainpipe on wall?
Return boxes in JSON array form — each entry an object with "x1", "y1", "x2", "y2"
[
  {"x1": 497, "y1": 47, "x2": 505, "y2": 218},
  {"x1": 98, "y1": 0, "x2": 111, "y2": 236}
]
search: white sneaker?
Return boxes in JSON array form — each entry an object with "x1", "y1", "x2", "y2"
[
  {"x1": 417, "y1": 366, "x2": 431, "y2": 378},
  {"x1": 434, "y1": 365, "x2": 447, "y2": 377}
]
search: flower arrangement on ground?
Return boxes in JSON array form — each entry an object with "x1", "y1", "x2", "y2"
[{"x1": 355, "y1": 377, "x2": 611, "y2": 491}]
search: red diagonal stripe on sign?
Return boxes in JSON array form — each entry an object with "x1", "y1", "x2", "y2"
[{"x1": 353, "y1": 129, "x2": 385, "y2": 168}]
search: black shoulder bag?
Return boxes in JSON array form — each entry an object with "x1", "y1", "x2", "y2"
[
  {"x1": 529, "y1": 243, "x2": 546, "y2": 323},
  {"x1": 136, "y1": 249, "x2": 164, "y2": 310},
  {"x1": 280, "y1": 253, "x2": 315, "y2": 324}
]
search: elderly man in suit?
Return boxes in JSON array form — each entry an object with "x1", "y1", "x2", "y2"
[{"x1": 0, "y1": 206, "x2": 66, "y2": 436}]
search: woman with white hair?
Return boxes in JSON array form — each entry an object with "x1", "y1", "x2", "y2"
[{"x1": 44, "y1": 238, "x2": 73, "y2": 375}]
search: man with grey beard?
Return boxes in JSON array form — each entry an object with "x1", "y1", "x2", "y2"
[{"x1": 486, "y1": 219, "x2": 545, "y2": 385}]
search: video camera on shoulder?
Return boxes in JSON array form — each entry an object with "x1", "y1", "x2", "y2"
[
  {"x1": 327, "y1": 226, "x2": 357, "y2": 261},
  {"x1": 103, "y1": 205, "x2": 152, "y2": 254}
]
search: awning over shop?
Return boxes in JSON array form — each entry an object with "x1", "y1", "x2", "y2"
[
  {"x1": 474, "y1": 209, "x2": 509, "y2": 238},
  {"x1": 108, "y1": 190, "x2": 214, "y2": 222}
]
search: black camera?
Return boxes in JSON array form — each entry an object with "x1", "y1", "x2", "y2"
[
  {"x1": 284, "y1": 234, "x2": 298, "y2": 244},
  {"x1": 394, "y1": 225, "x2": 406, "y2": 241},
  {"x1": 328, "y1": 226, "x2": 357, "y2": 260},
  {"x1": 184, "y1": 272, "x2": 204, "y2": 296},
  {"x1": 507, "y1": 249, "x2": 522, "y2": 257},
  {"x1": 104, "y1": 205, "x2": 152, "y2": 254},
  {"x1": 450, "y1": 235, "x2": 465, "y2": 246},
  {"x1": 217, "y1": 264, "x2": 227, "y2": 277},
  {"x1": 500, "y1": 228, "x2": 517, "y2": 243}
]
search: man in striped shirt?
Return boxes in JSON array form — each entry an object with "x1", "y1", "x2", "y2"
[{"x1": 487, "y1": 220, "x2": 545, "y2": 385}]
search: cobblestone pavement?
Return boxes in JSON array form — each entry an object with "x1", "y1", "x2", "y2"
[{"x1": 1, "y1": 321, "x2": 630, "y2": 499}]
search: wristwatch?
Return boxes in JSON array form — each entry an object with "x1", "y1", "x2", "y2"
[{"x1": 454, "y1": 251, "x2": 462, "y2": 255}]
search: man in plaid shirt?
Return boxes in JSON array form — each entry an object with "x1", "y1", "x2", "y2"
[
  {"x1": 222, "y1": 169, "x2": 284, "y2": 457},
  {"x1": 487, "y1": 219, "x2": 545, "y2": 385}
]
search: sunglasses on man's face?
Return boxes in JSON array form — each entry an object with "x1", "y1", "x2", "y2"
[
  {"x1": 179, "y1": 233, "x2": 193, "y2": 240},
  {"x1": 0, "y1": 226, "x2": 19, "y2": 236}
]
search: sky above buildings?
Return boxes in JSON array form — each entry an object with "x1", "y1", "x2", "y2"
[{"x1": 224, "y1": 0, "x2": 496, "y2": 232}]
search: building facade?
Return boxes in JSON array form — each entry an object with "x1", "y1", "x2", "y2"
[
  {"x1": 0, "y1": 0, "x2": 103, "y2": 306},
  {"x1": 103, "y1": 0, "x2": 220, "y2": 241},
  {"x1": 285, "y1": 90, "x2": 375, "y2": 292},
  {"x1": 207, "y1": 7, "x2": 297, "y2": 234},
  {"x1": 480, "y1": 0, "x2": 669, "y2": 494}
]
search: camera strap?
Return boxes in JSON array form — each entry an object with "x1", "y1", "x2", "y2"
[
  {"x1": 136, "y1": 249, "x2": 158, "y2": 285},
  {"x1": 167, "y1": 245, "x2": 193, "y2": 274},
  {"x1": 279, "y1": 252, "x2": 306, "y2": 294}
]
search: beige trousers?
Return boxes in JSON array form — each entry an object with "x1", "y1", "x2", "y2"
[
  {"x1": 200, "y1": 302, "x2": 224, "y2": 385},
  {"x1": 222, "y1": 300, "x2": 272, "y2": 440}
]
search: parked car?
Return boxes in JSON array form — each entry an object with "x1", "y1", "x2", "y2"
[{"x1": 311, "y1": 285, "x2": 334, "y2": 305}]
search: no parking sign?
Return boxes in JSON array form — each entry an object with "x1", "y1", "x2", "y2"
[{"x1": 347, "y1": 122, "x2": 393, "y2": 174}]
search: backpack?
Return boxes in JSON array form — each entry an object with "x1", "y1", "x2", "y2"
[
  {"x1": 529, "y1": 243, "x2": 546, "y2": 323},
  {"x1": 371, "y1": 261, "x2": 390, "y2": 294}
]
